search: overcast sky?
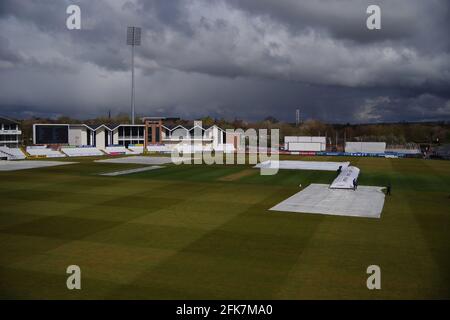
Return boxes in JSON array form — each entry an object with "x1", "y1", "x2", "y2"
[{"x1": 0, "y1": 0, "x2": 449, "y2": 123}]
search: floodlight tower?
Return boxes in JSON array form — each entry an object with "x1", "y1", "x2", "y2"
[{"x1": 127, "y1": 26, "x2": 141, "y2": 125}]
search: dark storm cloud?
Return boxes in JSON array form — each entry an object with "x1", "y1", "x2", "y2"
[
  {"x1": 225, "y1": 0, "x2": 417, "y2": 42},
  {"x1": 137, "y1": 0, "x2": 192, "y2": 33},
  {"x1": 0, "y1": 0, "x2": 449, "y2": 122},
  {"x1": 0, "y1": 36, "x2": 23, "y2": 65},
  {"x1": 225, "y1": 0, "x2": 450, "y2": 52},
  {"x1": 0, "y1": 0, "x2": 67, "y2": 33}
]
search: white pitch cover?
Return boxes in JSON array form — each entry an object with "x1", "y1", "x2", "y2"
[
  {"x1": 330, "y1": 166, "x2": 360, "y2": 189},
  {"x1": 255, "y1": 160, "x2": 350, "y2": 171},
  {"x1": 270, "y1": 183, "x2": 384, "y2": 218}
]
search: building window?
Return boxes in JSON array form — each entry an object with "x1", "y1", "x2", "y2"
[
  {"x1": 156, "y1": 128, "x2": 160, "y2": 142},
  {"x1": 0, "y1": 134, "x2": 18, "y2": 142}
]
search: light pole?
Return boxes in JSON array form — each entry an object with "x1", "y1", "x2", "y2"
[{"x1": 127, "y1": 26, "x2": 141, "y2": 125}]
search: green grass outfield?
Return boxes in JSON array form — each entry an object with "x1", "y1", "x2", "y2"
[{"x1": 0, "y1": 155, "x2": 449, "y2": 299}]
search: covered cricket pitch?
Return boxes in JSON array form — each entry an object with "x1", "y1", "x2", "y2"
[{"x1": 270, "y1": 184, "x2": 385, "y2": 218}]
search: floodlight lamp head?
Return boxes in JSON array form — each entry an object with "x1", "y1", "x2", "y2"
[{"x1": 127, "y1": 26, "x2": 141, "y2": 46}]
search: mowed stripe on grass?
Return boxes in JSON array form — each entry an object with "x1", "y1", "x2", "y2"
[
  {"x1": 218, "y1": 169, "x2": 258, "y2": 181},
  {"x1": 0, "y1": 156, "x2": 449, "y2": 299}
]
